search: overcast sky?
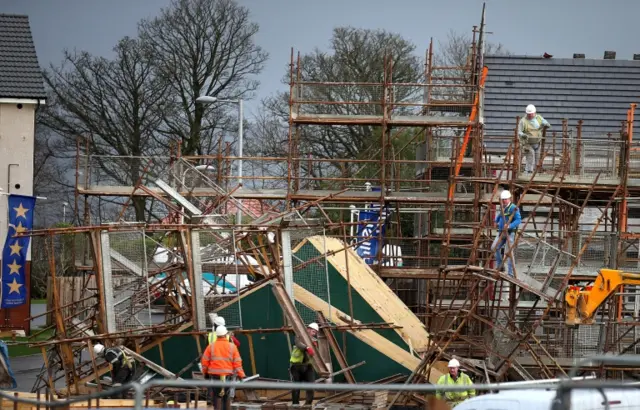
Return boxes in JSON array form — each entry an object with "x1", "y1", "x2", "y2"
[{"x1": 4, "y1": 0, "x2": 639, "y2": 116}]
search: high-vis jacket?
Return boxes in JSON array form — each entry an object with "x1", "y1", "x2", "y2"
[
  {"x1": 201, "y1": 338, "x2": 246, "y2": 378},
  {"x1": 518, "y1": 114, "x2": 550, "y2": 145},
  {"x1": 495, "y1": 202, "x2": 521, "y2": 233},
  {"x1": 289, "y1": 336, "x2": 316, "y2": 365},
  {"x1": 435, "y1": 372, "x2": 475, "y2": 405},
  {"x1": 207, "y1": 331, "x2": 241, "y2": 347}
]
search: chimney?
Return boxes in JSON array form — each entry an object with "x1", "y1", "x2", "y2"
[
  {"x1": 634, "y1": 54, "x2": 640, "y2": 61},
  {"x1": 573, "y1": 53, "x2": 585, "y2": 59},
  {"x1": 604, "y1": 51, "x2": 616, "y2": 60}
]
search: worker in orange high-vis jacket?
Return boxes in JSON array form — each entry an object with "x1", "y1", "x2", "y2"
[{"x1": 201, "y1": 325, "x2": 246, "y2": 410}]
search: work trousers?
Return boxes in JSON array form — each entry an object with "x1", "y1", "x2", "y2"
[
  {"x1": 207, "y1": 374, "x2": 231, "y2": 410},
  {"x1": 290, "y1": 363, "x2": 315, "y2": 405},
  {"x1": 110, "y1": 365, "x2": 133, "y2": 399},
  {"x1": 522, "y1": 142, "x2": 540, "y2": 173},
  {"x1": 492, "y1": 231, "x2": 516, "y2": 277}
]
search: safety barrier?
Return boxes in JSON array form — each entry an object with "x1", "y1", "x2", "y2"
[{"x1": 3, "y1": 355, "x2": 640, "y2": 410}]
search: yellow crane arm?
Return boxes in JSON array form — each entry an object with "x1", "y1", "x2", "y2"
[{"x1": 565, "y1": 269, "x2": 640, "y2": 326}]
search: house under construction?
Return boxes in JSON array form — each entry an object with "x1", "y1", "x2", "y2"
[{"x1": 12, "y1": 13, "x2": 640, "y2": 408}]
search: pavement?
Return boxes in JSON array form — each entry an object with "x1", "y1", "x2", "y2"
[{"x1": 9, "y1": 354, "x2": 46, "y2": 391}]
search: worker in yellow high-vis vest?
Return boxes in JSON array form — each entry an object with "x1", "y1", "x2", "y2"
[
  {"x1": 207, "y1": 315, "x2": 241, "y2": 347},
  {"x1": 289, "y1": 322, "x2": 319, "y2": 405},
  {"x1": 436, "y1": 359, "x2": 475, "y2": 407}
]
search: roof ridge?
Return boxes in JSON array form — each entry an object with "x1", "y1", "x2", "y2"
[
  {"x1": 0, "y1": 14, "x2": 30, "y2": 19},
  {"x1": 486, "y1": 54, "x2": 640, "y2": 63}
]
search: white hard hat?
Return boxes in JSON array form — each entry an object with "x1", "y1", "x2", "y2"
[
  {"x1": 215, "y1": 325, "x2": 228, "y2": 337},
  {"x1": 307, "y1": 322, "x2": 319, "y2": 331},
  {"x1": 93, "y1": 344, "x2": 105, "y2": 356},
  {"x1": 500, "y1": 190, "x2": 512, "y2": 200},
  {"x1": 448, "y1": 358, "x2": 460, "y2": 368},
  {"x1": 525, "y1": 104, "x2": 536, "y2": 114},
  {"x1": 213, "y1": 316, "x2": 226, "y2": 327}
]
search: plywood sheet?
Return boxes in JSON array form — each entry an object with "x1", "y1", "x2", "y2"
[
  {"x1": 306, "y1": 236, "x2": 432, "y2": 351},
  {"x1": 293, "y1": 283, "x2": 444, "y2": 383}
]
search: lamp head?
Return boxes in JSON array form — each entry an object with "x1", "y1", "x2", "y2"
[{"x1": 196, "y1": 96, "x2": 218, "y2": 104}]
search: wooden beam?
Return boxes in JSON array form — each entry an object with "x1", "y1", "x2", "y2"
[
  {"x1": 306, "y1": 236, "x2": 433, "y2": 352},
  {"x1": 179, "y1": 230, "x2": 198, "y2": 327},
  {"x1": 271, "y1": 282, "x2": 331, "y2": 377},
  {"x1": 316, "y1": 311, "x2": 356, "y2": 383},
  {"x1": 294, "y1": 283, "x2": 444, "y2": 383},
  {"x1": 89, "y1": 231, "x2": 107, "y2": 334},
  {"x1": 121, "y1": 346, "x2": 182, "y2": 380},
  {"x1": 247, "y1": 334, "x2": 257, "y2": 376}
]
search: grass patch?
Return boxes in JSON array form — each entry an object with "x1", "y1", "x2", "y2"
[
  {"x1": 31, "y1": 299, "x2": 47, "y2": 305},
  {"x1": 2, "y1": 328, "x2": 54, "y2": 357}
]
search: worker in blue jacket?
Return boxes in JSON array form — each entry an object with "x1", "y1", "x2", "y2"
[{"x1": 491, "y1": 190, "x2": 521, "y2": 277}]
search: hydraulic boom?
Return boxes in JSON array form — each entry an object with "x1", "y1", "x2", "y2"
[{"x1": 565, "y1": 269, "x2": 640, "y2": 326}]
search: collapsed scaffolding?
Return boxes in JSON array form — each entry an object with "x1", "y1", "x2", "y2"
[{"x1": 13, "y1": 20, "x2": 640, "y2": 405}]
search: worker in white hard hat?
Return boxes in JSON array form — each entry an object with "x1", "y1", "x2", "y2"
[
  {"x1": 518, "y1": 104, "x2": 551, "y2": 174},
  {"x1": 491, "y1": 190, "x2": 521, "y2": 277},
  {"x1": 435, "y1": 358, "x2": 475, "y2": 406},
  {"x1": 201, "y1": 325, "x2": 246, "y2": 409},
  {"x1": 289, "y1": 322, "x2": 320, "y2": 405},
  {"x1": 207, "y1": 315, "x2": 241, "y2": 347},
  {"x1": 92, "y1": 343, "x2": 136, "y2": 398}
]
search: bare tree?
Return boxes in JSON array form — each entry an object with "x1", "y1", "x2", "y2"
[
  {"x1": 40, "y1": 37, "x2": 167, "y2": 221},
  {"x1": 250, "y1": 27, "x2": 423, "y2": 186},
  {"x1": 435, "y1": 29, "x2": 509, "y2": 68},
  {"x1": 33, "y1": 112, "x2": 59, "y2": 197},
  {"x1": 138, "y1": 0, "x2": 268, "y2": 156}
]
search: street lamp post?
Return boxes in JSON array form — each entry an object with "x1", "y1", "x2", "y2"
[{"x1": 196, "y1": 96, "x2": 243, "y2": 225}]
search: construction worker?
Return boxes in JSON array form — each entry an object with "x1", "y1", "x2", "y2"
[
  {"x1": 435, "y1": 359, "x2": 475, "y2": 407},
  {"x1": 518, "y1": 104, "x2": 551, "y2": 174},
  {"x1": 93, "y1": 344, "x2": 136, "y2": 398},
  {"x1": 208, "y1": 316, "x2": 241, "y2": 347},
  {"x1": 201, "y1": 325, "x2": 246, "y2": 410},
  {"x1": 491, "y1": 190, "x2": 521, "y2": 277},
  {"x1": 289, "y1": 322, "x2": 319, "y2": 405}
]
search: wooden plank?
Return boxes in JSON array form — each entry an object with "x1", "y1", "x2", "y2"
[
  {"x1": 306, "y1": 236, "x2": 433, "y2": 352},
  {"x1": 271, "y1": 282, "x2": 331, "y2": 377},
  {"x1": 316, "y1": 312, "x2": 356, "y2": 383},
  {"x1": 247, "y1": 333, "x2": 257, "y2": 376},
  {"x1": 159, "y1": 340, "x2": 166, "y2": 369},
  {"x1": 121, "y1": 347, "x2": 182, "y2": 380},
  {"x1": 179, "y1": 230, "x2": 199, "y2": 331},
  {"x1": 293, "y1": 283, "x2": 444, "y2": 383}
]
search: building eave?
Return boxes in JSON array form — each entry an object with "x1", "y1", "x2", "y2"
[{"x1": 0, "y1": 98, "x2": 46, "y2": 105}]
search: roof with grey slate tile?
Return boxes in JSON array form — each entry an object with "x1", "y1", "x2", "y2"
[
  {"x1": 0, "y1": 14, "x2": 46, "y2": 99},
  {"x1": 483, "y1": 55, "x2": 640, "y2": 141}
]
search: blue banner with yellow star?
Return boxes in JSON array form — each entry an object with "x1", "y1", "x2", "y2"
[{"x1": 0, "y1": 195, "x2": 36, "y2": 308}]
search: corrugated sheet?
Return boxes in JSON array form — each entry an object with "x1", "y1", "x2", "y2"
[
  {"x1": 0, "y1": 14, "x2": 46, "y2": 99},
  {"x1": 483, "y1": 55, "x2": 640, "y2": 140}
]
